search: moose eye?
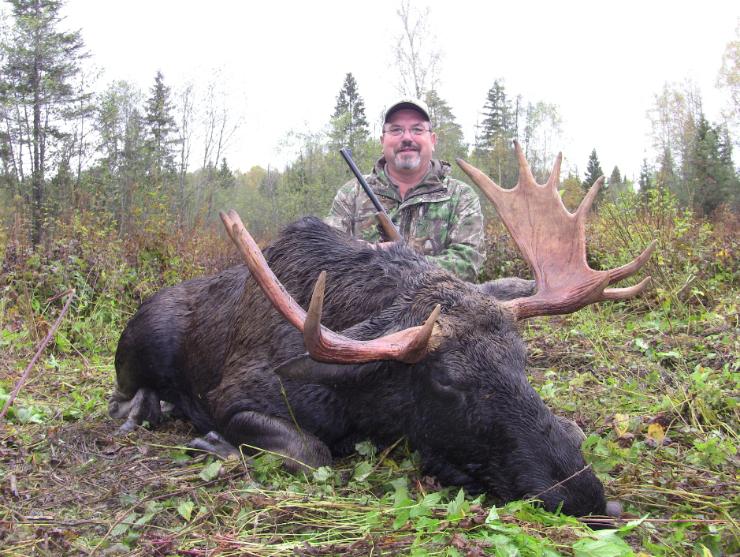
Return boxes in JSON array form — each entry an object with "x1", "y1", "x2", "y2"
[{"x1": 429, "y1": 369, "x2": 463, "y2": 400}]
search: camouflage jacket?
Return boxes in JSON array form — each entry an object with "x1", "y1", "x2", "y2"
[{"x1": 325, "y1": 157, "x2": 485, "y2": 281}]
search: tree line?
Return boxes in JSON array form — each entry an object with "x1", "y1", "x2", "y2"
[{"x1": 0, "y1": 0, "x2": 737, "y2": 252}]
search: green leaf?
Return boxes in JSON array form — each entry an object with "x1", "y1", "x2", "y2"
[
  {"x1": 177, "y1": 500, "x2": 195, "y2": 522},
  {"x1": 352, "y1": 460, "x2": 373, "y2": 482},
  {"x1": 111, "y1": 512, "x2": 137, "y2": 537},
  {"x1": 616, "y1": 516, "x2": 648, "y2": 534},
  {"x1": 199, "y1": 460, "x2": 222, "y2": 481},
  {"x1": 573, "y1": 534, "x2": 633, "y2": 557},
  {"x1": 54, "y1": 330, "x2": 72, "y2": 353},
  {"x1": 446, "y1": 488, "x2": 467, "y2": 520},
  {"x1": 485, "y1": 505, "x2": 500, "y2": 523},
  {"x1": 312, "y1": 466, "x2": 334, "y2": 483},
  {"x1": 355, "y1": 440, "x2": 377, "y2": 457}
]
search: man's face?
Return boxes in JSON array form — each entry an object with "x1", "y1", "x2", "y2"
[{"x1": 381, "y1": 109, "x2": 437, "y2": 173}]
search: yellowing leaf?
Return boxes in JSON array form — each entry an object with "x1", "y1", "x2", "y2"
[
  {"x1": 647, "y1": 423, "x2": 665, "y2": 445},
  {"x1": 613, "y1": 414, "x2": 630, "y2": 437},
  {"x1": 177, "y1": 500, "x2": 194, "y2": 522}
]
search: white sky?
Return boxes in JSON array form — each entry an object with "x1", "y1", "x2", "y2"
[{"x1": 63, "y1": 0, "x2": 737, "y2": 180}]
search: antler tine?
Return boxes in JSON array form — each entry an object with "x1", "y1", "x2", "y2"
[
  {"x1": 219, "y1": 210, "x2": 236, "y2": 241},
  {"x1": 456, "y1": 157, "x2": 509, "y2": 204},
  {"x1": 513, "y1": 140, "x2": 536, "y2": 186},
  {"x1": 575, "y1": 176, "x2": 605, "y2": 221},
  {"x1": 304, "y1": 271, "x2": 327, "y2": 355},
  {"x1": 607, "y1": 240, "x2": 657, "y2": 285},
  {"x1": 220, "y1": 210, "x2": 442, "y2": 365},
  {"x1": 546, "y1": 152, "x2": 563, "y2": 188},
  {"x1": 304, "y1": 267, "x2": 442, "y2": 364},
  {"x1": 602, "y1": 277, "x2": 652, "y2": 301},
  {"x1": 221, "y1": 209, "x2": 306, "y2": 331}
]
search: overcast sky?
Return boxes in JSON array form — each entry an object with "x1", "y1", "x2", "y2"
[{"x1": 63, "y1": 0, "x2": 737, "y2": 180}]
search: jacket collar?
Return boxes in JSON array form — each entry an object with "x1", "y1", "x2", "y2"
[{"x1": 368, "y1": 157, "x2": 451, "y2": 202}]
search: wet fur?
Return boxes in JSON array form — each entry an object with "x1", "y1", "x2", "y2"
[{"x1": 113, "y1": 217, "x2": 606, "y2": 516}]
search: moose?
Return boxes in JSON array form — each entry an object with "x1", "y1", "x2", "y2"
[{"x1": 110, "y1": 143, "x2": 654, "y2": 518}]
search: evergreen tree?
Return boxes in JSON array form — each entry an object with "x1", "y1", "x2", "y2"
[
  {"x1": 638, "y1": 158, "x2": 654, "y2": 201},
  {"x1": 655, "y1": 147, "x2": 677, "y2": 194},
  {"x1": 582, "y1": 149, "x2": 604, "y2": 191},
  {"x1": 217, "y1": 157, "x2": 235, "y2": 189},
  {"x1": 687, "y1": 116, "x2": 739, "y2": 215},
  {"x1": 144, "y1": 71, "x2": 178, "y2": 179},
  {"x1": 607, "y1": 165, "x2": 629, "y2": 199},
  {"x1": 474, "y1": 80, "x2": 517, "y2": 187},
  {"x1": 476, "y1": 80, "x2": 513, "y2": 151},
  {"x1": 329, "y1": 73, "x2": 369, "y2": 156},
  {"x1": 608, "y1": 166, "x2": 622, "y2": 187},
  {"x1": 424, "y1": 89, "x2": 465, "y2": 163},
  {"x1": 1, "y1": 0, "x2": 92, "y2": 245}
]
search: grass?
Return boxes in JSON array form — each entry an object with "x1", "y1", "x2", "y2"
[
  {"x1": 1, "y1": 289, "x2": 737, "y2": 556},
  {"x1": 1, "y1": 195, "x2": 738, "y2": 556}
]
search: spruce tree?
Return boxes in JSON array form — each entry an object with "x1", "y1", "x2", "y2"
[
  {"x1": 217, "y1": 158, "x2": 236, "y2": 189},
  {"x1": 476, "y1": 80, "x2": 513, "y2": 152},
  {"x1": 655, "y1": 147, "x2": 677, "y2": 194},
  {"x1": 144, "y1": 71, "x2": 178, "y2": 179},
  {"x1": 424, "y1": 89, "x2": 465, "y2": 163},
  {"x1": 638, "y1": 158, "x2": 654, "y2": 202},
  {"x1": 583, "y1": 149, "x2": 604, "y2": 191},
  {"x1": 329, "y1": 73, "x2": 369, "y2": 156},
  {"x1": 474, "y1": 80, "x2": 517, "y2": 187},
  {"x1": 607, "y1": 166, "x2": 628, "y2": 199},
  {"x1": 688, "y1": 116, "x2": 739, "y2": 215},
  {"x1": 1, "y1": 0, "x2": 92, "y2": 245},
  {"x1": 609, "y1": 166, "x2": 622, "y2": 187}
]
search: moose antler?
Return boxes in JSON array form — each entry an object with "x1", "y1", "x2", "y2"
[
  {"x1": 219, "y1": 210, "x2": 441, "y2": 364},
  {"x1": 457, "y1": 141, "x2": 655, "y2": 321}
]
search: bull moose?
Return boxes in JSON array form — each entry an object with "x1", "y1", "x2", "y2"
[{"x1": 110, "y1": 143, "x2": 654, "y2": 517}]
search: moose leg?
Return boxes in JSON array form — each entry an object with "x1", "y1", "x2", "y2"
[
  {"x1": 222, "y1": 410, "x2": 332, "y2": 473},
  {"x1": 108, "y1": 387, "x2": 163, "y2": 434}
]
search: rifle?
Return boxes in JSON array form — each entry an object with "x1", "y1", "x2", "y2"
[{"x1": 339, "y1": 148, "x2": 402, "y2": 242}]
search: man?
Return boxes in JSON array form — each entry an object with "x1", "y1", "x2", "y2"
[{"x1": 325, "y1": 98, "x2": 485, "y2": 281}]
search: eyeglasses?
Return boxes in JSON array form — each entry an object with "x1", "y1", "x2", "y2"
[{"x1": 383, "y1": 125, "x2": 432, "y2": 137}]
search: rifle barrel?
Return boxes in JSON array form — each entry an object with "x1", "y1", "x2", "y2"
[{"x1": 339, "y1": 148, "x2": 401, "y2": 241}]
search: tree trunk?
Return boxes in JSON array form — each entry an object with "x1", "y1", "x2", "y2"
[{"x1": 31, "y1": 44, "x2": 43, "y2": 247}]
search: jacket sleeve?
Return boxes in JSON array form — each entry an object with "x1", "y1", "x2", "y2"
[
  {"x1": 324, "y1": 180, "x2": 359, "y2": 235},
  {"x1": 426, "y1": 184, "x2": 486, "y2": 282}
]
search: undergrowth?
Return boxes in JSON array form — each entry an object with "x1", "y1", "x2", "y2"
[{"x1": 1, "y1": 193, "x2": 738, "y2": 556}]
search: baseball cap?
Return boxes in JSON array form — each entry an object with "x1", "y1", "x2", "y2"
[{"x1": 383, "y1": 97, "x2": 431, "y2": 123}]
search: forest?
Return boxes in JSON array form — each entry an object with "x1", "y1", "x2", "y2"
[{"x1": 0, "y1": 0, "x2": 738, "y2": 555}]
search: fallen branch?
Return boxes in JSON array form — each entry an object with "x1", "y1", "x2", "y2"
[{"x1": 0, "y1": 288, "x2": 75, "y2": 422}]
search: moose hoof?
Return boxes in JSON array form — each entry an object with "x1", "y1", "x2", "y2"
[
  {"x1": 187, "y1": 431, "x2": 240, "y2": 459},
  {"x1": 115, "y1": 418, "x2": 138, "y2": 435}
]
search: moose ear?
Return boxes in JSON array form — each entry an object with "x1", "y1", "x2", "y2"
[
  {"x1": 555, "y1": 415, "x2": 587, "y2": 447},
  {"x1": 271, "y1": 354, "x2": 383, "y2": 383},
  {"x1": 478, "y1": 278, "x2": 536, "y2": 301}
]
